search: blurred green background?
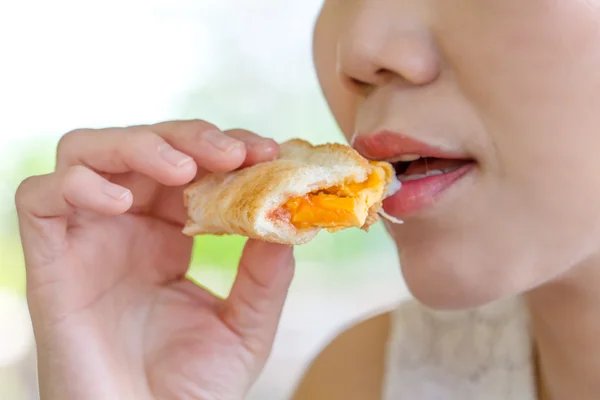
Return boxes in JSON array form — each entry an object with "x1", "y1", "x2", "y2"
[{"x1": 0, "y1": 1, "x2": 404, "y2": 399}]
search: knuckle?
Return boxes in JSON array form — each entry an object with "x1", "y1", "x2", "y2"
[
  {"x1": 225, "y1": 129, "x2": 273, "y2": 150},
  {"x1": 188, "y1": 119, "x2": 218, "y2": 131},
  {"x1": 105, "y1": 128, "x2": 157, "y2": 165},
  {"x1": 56, "y1": 128, "x2": 89, "y2": 159},
  {"x1": 14, "y1": 176, "x2": 39, "y2": 210},
  {"x1": 225, "y1": 128, "x2": 257, "y2": 138},
  {"x1": 125, "y1": 127, "x2": 163, "y2": 150},
  {"x1": 185, "y1": 119, "x2": 220, "y2": 140},
  {"x1": 194, "y1": 129, "x2": 214, "y2": 143}
]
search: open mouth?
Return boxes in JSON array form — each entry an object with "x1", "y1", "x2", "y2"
[
  {"x1": 381, "y1": 154, "x2": 475, "y2": 217},
  {"x1": 390, "y1": 155, "x2": 474, "y2": 182},
  {"x1": 352, "y1": 131, "x2": 476, "y2": 217}
]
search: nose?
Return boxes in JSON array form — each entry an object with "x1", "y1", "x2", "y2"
[{"x1": 337, "y1": 4, "x2": 441, "y2": 95}]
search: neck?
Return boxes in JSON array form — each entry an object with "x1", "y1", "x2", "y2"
[{"x1": 526, "y1": 259, "x2": 600, "y2": 400}]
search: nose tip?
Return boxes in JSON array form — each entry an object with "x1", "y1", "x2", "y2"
[{"x1": 337, "y1": 22, "x2": 440, "y2": 94}]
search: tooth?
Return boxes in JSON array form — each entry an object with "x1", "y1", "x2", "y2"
[
  {"x1": 399, "y1": 154, "x2": 421, "y2": 162},
  {"x1": 442, "y1": 165, "x2": 461, "y2": 173},
  {"x1": 400, "y1": 174, "x2": 427, "y2": 182},
  {"x1": 389, "y1": 154, "x2": 421, "y2": 162},
  {"x1": 425, "y1": 169, "x2": 444, "y2": 177},
  {"x1": 398, "y1": 169, "x2": 445, "y2": 182}
]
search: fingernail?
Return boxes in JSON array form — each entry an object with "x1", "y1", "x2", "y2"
[
  {"x1": 205, "y1": 130, "x2": 244, "y2": 152},
  {"x1": 103, "y1": 181, "x2": 131, "y2": 201},
  {"x1": 159, "y1": 143, "x2": 193, "y2": 167}
]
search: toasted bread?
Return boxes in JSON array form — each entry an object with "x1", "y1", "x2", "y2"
[{"x1": 182, "y1": 139, "x2": 396, "y2": 245}]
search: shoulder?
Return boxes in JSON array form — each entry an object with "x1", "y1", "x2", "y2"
[{"x1": 290, "y1": 309, "x2": 392, "y2": 400}]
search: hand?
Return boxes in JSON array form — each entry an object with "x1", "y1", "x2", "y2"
[{"x1": 15, "y1": 120, "x2": 295, "y2": 400}]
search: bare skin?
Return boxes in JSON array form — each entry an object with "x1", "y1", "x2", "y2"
[
  {"x1": 292, "y1": 313, "x2": 390, "y2": 400},
  {"x1": 16, "y1": 121, "x2": 295, "y2": 400}
]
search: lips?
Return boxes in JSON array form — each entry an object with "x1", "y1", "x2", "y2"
[{"x1": 353, "y1": 131, "x2": 475, "y2": 218}]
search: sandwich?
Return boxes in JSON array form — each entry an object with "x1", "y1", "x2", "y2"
[{"x1": 182, "y1": 139, "x2": 400, "y2": 245}]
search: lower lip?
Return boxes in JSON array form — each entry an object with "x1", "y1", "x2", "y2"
[{"x1": 383, "y1": 163, "x2": 475, "y2": 217}]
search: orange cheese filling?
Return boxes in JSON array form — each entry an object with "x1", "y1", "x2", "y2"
[{"x1": 281, "y1": 169, "x2": 383, "y2": 229}]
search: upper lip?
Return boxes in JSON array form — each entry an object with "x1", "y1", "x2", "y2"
[{"x1": 353, "y1": 130, "x2": 469, "y2": 161}]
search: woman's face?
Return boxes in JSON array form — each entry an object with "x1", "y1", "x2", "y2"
[{"x1": 314, "y1": 0, "x2": 600, "y2": 309}]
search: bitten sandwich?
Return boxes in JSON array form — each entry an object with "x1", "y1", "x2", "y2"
[{"x1": 182, "y1": 139, "x2": 400, "y2": 245}]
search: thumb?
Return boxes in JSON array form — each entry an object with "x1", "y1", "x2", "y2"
[{"x1": 221, "y1": 239, "x2": 295, "y2": 363}]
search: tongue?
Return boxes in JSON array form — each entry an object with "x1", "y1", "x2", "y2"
[{"x1": 404, "y1": 158, "x2": 469, "y2": 175}]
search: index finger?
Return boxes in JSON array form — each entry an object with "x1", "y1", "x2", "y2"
[
  {"x1": 224, "y1": 128, "x2": 279, "y2": 167},
  {"x1": 152, "y1": 120, "x2": 249, "y2": 172},
  {"x1": 152, "y1": 123, "x2": 280, "y2": 169},
  {"x1": 56, "y1": 121, "x2": 279, "y2": 180},
  {"x1": 56, "y1": 120, "x2": 245, "y2": 176}
]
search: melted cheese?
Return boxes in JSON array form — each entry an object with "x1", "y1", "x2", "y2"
[
  {"x1": 281, "y1": 167, "x2": 384, "y2": 229},
  {"x1": 284, "y1": 194, "x2": 359, "y2": 229}
]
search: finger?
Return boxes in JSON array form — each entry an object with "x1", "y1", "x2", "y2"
[
  {"x1": 151, "y1": 120, "x2": 248, "y2": 172},
  {"x1": 225, "y1": 129, "x2": 279, "y2": 167},
  {"x1": 16, "y1": 167, "x2": 133, "y2": 266},
  {"x1": 220, "y1": 240, "x2": 295, "y2": 361},
  {"x1": 16, "y1": 165, "x2": 133, "y2": 220},
  {"x1": 56, "y1": 127, "x2": 198, "y2": 186}
]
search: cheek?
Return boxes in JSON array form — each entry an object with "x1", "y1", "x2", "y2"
[
  {"x1": 478, "y1": 5, "x2": 600, "y2": 275},
  {"x1": 313, "y1": 1, "x2": 357, "y2": 142},
  {"x1": 386, "y1": 146, "x2": 600, "y2": 310},
  {"x1": 437, "y1": 0, "x2": 600, "y2": 165},
  {"x1": 386, "y1": 2, "x2": 600, "y2": 308}
]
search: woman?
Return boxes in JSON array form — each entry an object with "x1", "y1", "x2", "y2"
[{"x1": 15, "y1": 1, "x2": 600, "y2": 399}]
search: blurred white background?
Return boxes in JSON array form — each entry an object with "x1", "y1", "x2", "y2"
[{"x1": 0, "y1": 1, "x2": 408, "y2": 399}]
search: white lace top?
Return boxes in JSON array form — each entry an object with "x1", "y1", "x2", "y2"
[{"x1": 382, "y1": 297, "x2": 537, "y2": 400}]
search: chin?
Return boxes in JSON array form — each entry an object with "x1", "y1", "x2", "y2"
[
  {"x1": 402, "y1": 274, "x2": 507, "y2": 311},
  {"x1": 393, "y1": 235, "x2": 529, "y2": 311}
]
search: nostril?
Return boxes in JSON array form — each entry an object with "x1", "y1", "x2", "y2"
[
  {"x1": 350, "y1": 76, "x2": 369, "y2": 88},
  {"x1": 341, "y1": 75, "x2": 372, "y2": 96},
  {"x1": 341, "y1": 69, "x2": 395, "y2": 96},
  {"x1": 374, "y1": 68, "x2": 394, "y2": 82}
]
